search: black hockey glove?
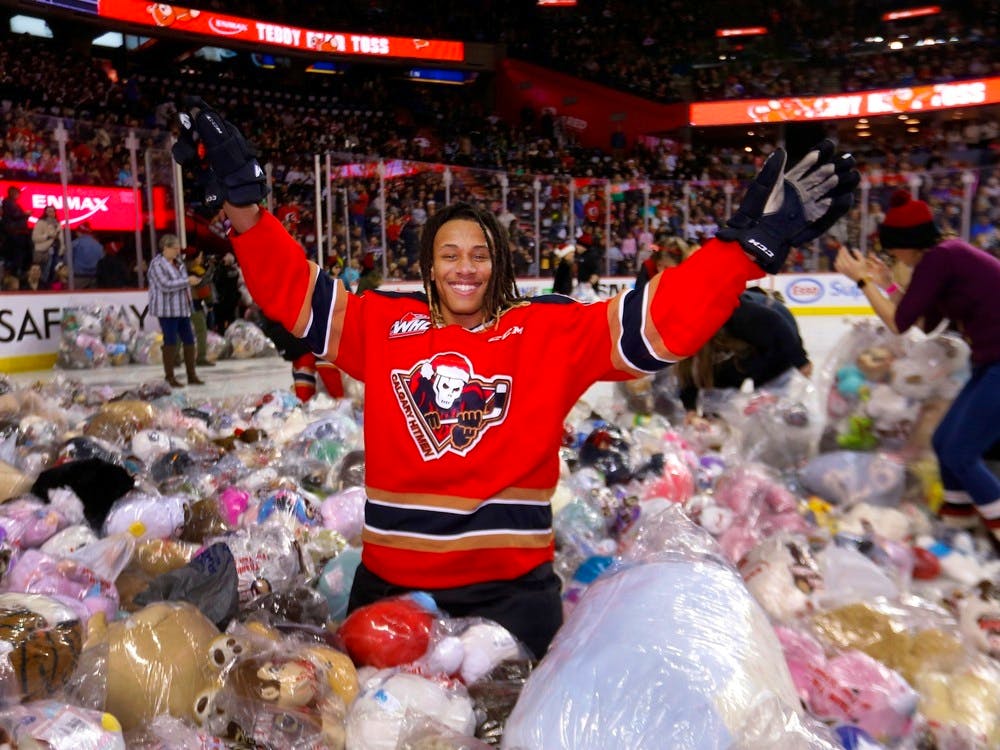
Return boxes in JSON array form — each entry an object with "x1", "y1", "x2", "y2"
[
  {"x1": 171, "y1": 98, "x2": 268, "y2": 207},
  {"x1": 718, "y1": 140, "x2": 859, "y2": 274}
]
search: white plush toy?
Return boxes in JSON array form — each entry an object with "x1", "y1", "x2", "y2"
[
  {"x1": 345, "y1": 669, "x2": 476, "y2": 750},
  {"x1": 425, "y1": 621, "x2": 525, "y2": 685}
]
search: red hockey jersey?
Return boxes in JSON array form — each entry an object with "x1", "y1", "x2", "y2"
[{"x1": 232, "y1": 212, "x2": 762, "y2": 588}]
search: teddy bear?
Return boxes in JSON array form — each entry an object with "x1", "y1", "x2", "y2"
[
  {"x1": 196, "y1": 623, "x2": 353, "y2": 750},
  {"x1": 810, "y1": 602, "x2": 966, "y2": 688},
  {"x1": 85, "y1": 601, "x2": 221, "y2": 731},
  {"x1": 83, "y1": 401, "x2": 157, "y2": 445}
]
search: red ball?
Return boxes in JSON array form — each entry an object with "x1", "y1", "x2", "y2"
[
  {"x1": 911, "y1": 546, "x2": 942, "y2": 580},
  {"x1": 336, "y1": 597, "x2": 435, "y2": 668}
]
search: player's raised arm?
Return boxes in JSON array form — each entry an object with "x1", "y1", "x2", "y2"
[
  {"x1": 171, "y1": 99, "x2": 317, "y2": 338},
  {"x1": 633, "y1": 141, "x2": 859, "y2": 361}
]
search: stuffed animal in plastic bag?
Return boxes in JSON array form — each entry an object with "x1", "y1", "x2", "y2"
[
  {"x1": 130, "y1": 330, "x2": 163, "y2": 365},
  {"x1": 738, "y1": 535, "x2": 824, "y2": 623},
  {"x1": 775, "y1": 625, "x2": 918, "y2": 744},
  {"x1": 798, "y1": 451, "x2": 904, "y2": 508},
  {"x1": 0, "y1": 593, "x2": 84, "y2": 705},
  {"x1": 956, "y1": 580, "x2": 1000, "y2": 659},
  {"x1": 710, "y1": 464, "x2": 810, "y2": 563},
  {"x1": 86, "y1": 601, "x2": 221, "y2": 731},
  {"x1": 503, "y1": 529, "x2": 820, "y2": 749},
  {"x1": 0, "y1": 699, "x2": 125, "y2": 749},
  {"x1": 102, "y1": 491, "x2": 189, "y2": 541},
  {"x1": 56, "y1": 308, "x2": 108, "y2": 370},
  {"x1": 2, "y1": 549, "x2": 118, "y2": 625},
  {"x1": 219, "y1": 653, "x2": 347, "y2": 749},
  {"x1": 915, "y1": 662, "x2": 1000, "y2": 749},
  {"x1": 84, "y1": 400, "x2": 157, "y2": 444},
  {"x1": 317, "y1": 546, "x2": 362, "y2": 622},
  {"x1": 346, "y1": 668, "x2": 476, "y2": 750},
  {"x1": 320, "y1": 487, "x2": 366, "y2": 542},
  {"x1": 335, "y1": 593, "x2": 438, "y2": 669},
  {"x1": 423, "y1": 619, "x2": 529, "y2": 686},
  {"x1": 225, "y1": 319, "x2": 276, "y2": 359},
  {"x1": 810, "y1": 603, "x2": 966, "y2": 689},
  {"x1": 205, "y1": 330, "x2": 226, "y2": 363},
  {"x1": 0, "y1": 498, "x2": 73, "y2": 549},
  {"x1": 209, "y1": 524, "x2": 302, "y2": 604}
]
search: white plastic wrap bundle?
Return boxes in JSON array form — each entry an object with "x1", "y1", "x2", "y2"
[{"x1": 503, "y1": 506, "x2": 839, "y2": 750}]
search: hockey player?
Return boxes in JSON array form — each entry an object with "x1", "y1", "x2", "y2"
[{"x1": 173, "y1": 101, "x2": 857, "y2": 658}]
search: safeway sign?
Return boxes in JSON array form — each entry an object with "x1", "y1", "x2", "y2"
[{"x1": 0, "y1": 180, "x2": 172, "y2": 231}]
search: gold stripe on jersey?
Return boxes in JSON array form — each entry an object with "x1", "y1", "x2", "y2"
[
  {"x1": 606, "y1": 294, "x2": 648, "y2": 377},
  {"x1": 324, "y1": 276, "x2": 351, "y2": 361},
  {"x1": 367, "y1": 486, "x2": 554, "y2": 512},
  {"x1": 640, "y1": 273, "x2": 678, "y2": 362},
  {"x1": 291, "y1": 263, "x2": 320, "y2": 337}
]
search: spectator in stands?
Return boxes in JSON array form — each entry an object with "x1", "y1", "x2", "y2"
[
  {"x1": 95, "y1": 240, "x2": 130, "y2": 289},
  {"x1": 212, "y1": 252, "x2": 243, "y2": 333},
  {"x1": 342, "y1": 256, "x2": 361, "y2": 291},
  {"x1": 70, "y1": 223, "x2": 103, "y2": 289},
  {"x1": 31, "y1": 205, "x2": 60, "y2": 282},
  {"x1": 22, "y1": 262, "x2": 45, "y2": 291},
  {"x1": 836, "y1": 191, "x2": 1000, "y2": 545},
  {"x1": 355, "y1": 252, "x2": 382, "y2": 294},
  {"x1": 185, "y1": 246, "x2": 216, "y2": 368},
  {"x1": 634, "y1": 246, "x2": 669, "y2": 295},
  {"x1": 1, "y1": 268, "x2": 19, "y2": 291},
  {"x1": 49, "y1": 262, "x2": 69, "y2": 291},
  {"x1": 551, "y1": 242, "x2": 575, "y2": 294},
  {"x1": 1, "y1": 186, "x2": 31, "y2": 276}
]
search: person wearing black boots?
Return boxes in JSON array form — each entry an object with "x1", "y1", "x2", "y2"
[{"x1": 147, "y1": 233, "x2": 204, "y2": 388}]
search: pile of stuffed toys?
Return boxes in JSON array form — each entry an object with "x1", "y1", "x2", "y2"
[
  {"x1": 0, "y1": 317, "x2": 996, "y2": 749},
  {"x1": 56, "y1": 305, "x2": 273, "y2": 370}
]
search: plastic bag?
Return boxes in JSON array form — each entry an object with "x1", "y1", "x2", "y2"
[{"x1": 504, "y1": 507, "x2": 821, "y2": 750}]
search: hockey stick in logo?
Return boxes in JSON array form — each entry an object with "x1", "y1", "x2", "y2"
[{"x1": 439, "y1": 382, "x2": 509, "y2": 425}]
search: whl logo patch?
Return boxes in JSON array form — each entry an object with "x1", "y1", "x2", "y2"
[{"x1": 389, "y1": 312, "x2": 432, "y2": 339}]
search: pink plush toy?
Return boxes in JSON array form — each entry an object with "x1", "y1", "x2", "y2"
[
  {"x1": 218, "y1": 486, "x2": 251, "y2": 528},
  {"x1": 709, "y1": 465, "x2": 810, "y2": 563},
  {"x1": 640, "y1": 449, "x2": 695, "y2": 504},
  {"x1": 319, "y1": 487, "x2": 366, "y2": 542},
  {"x1": 0, "y1": 498, "x2": 72, "y2": 549},
  {"x1": 2, "y1": 549, "x2": 118, "y2": 624},
  {"x1": 775, "y1": 625, "x2": 918, "y2": 744}
]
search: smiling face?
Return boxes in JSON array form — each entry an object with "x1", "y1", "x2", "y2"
[{"x1": 429, "y1": 218, "x2": 493, "y2": 328}]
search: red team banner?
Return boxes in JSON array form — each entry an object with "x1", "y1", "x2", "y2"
[
  {"x1": 96, "y1": 0, "x2": 465, "y2": 62},
  {"x1": 690, "y1": 76, "x2": 1000, "y2": 125},
  {"x1": 0, "y1": 180, "x2": 172, "y2": 231}
]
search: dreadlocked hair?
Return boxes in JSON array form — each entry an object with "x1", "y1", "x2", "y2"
[{"x1": 418, "y1": 201, "x2": 525, "y2": 328}]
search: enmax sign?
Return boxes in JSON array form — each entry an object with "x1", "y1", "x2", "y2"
[{"x1": 0, "y1": 180, "x2": 171, "y2": 231}]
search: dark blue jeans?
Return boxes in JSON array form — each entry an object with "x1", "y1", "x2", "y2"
[
  {"x1": 932, "y1": 361, "x2": 1000, "y2": 507},
  {"x1": 158, "y1": 316, "x2": 195, "y2": 346}
]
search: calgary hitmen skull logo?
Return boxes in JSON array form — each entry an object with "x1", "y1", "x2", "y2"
[{"x1": 392, "y1": 352, "x2": 511, "y2": 459}]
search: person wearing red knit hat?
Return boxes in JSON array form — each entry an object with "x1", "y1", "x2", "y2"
[{"x1": 836, "y1": 190, "x2": 1000, "y2": 545}]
